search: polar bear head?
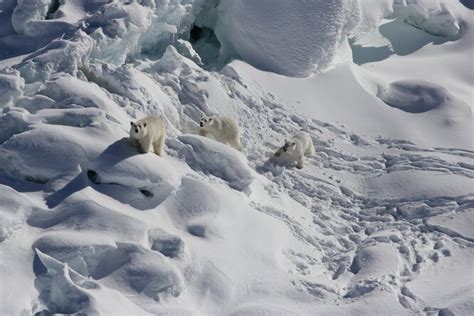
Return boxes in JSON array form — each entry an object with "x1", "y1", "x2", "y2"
[
  {"x1": 130, "y1": 121, "x2": 148, "y2": 138},
  {"x1": 199, "y1": 115, "x2": 214, "y2": 128},
  {"x1": 274, "y1": 140, "x2": 296, "y2": 157}
]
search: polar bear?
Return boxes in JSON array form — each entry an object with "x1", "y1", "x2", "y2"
[
  {"x1": 274, "y1": 131, "x2": 315, "y2": 169},
  {"x1": 198, "y1": 115, "x2": 243, "y2": 151},
  {"x1": 129, "y1": 116, "x2": 166, "y2": 156}
]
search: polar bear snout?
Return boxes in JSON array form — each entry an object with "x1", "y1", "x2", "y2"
[
  {"x1": 199, "y1": 116, "x2": 213, "y2": 128},
  {"x1": 282, "y1": 141, "x2": 296, "y2": 152}
]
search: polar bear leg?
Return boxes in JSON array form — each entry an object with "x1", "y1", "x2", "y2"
[
  {"x1": 140, "y1": 139, "x2": 152, "y2": 153},
  {"x1": 153, "y1": 136, "x2": 165, "y2": 156},
  {"x1": 296, "y1": 156, "x2": 304, "y2": 169},
  {"x1": 130, "y1": 137, "x2": 140, "y2": 148},
  {"x1": 228, "y1": 137, "x2": 242, "y2": 151},
  {"x1": 198, "y1": 129, "x2": 210, "y2": 137}
]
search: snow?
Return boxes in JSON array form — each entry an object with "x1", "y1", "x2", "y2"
[
  {"x1": 11, "y1": 0, "x2": 52, "y2": 35},
  {"x1": 214, "y1": 0, "x2": 361, "y2": 76},
  {"x1": 426, "y1": 210, "x2": 474, "y2": 242},
  {"x1": 0, "y1": 0, "x2": 473, "y2": 315}
]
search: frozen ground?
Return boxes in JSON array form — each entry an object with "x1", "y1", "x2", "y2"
[{"x1": 0, "y1": 0, "x2": 473, "y2": 315}]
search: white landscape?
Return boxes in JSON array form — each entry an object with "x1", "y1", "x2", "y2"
[{"x1": 0, "y1": 0, "x2": 473, "y2": 315}]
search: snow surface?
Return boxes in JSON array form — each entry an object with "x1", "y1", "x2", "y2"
[{"x1": 0, "y1": 0, "x2": 473, "y2": 315}]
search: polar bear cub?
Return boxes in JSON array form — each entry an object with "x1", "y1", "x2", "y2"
[
  {"x1": 198, "y1": 115, "x2": 242, "y2": 151},
  {"x1": 129, "y1": 116, "x2": 166, "y2": 156},
  {"x1": 274, "y1": 131, "x2": 315, "y2": 169}
]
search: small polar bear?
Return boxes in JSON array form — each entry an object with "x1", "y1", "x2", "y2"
[
  {"x1": 129, "y1": 116, "x2": 166, "y2": 156},
  {"x1": 274, "y1": 131, "x2": 315, "y2": 169},
  {"x1": 198, "y1": 115, "x2": 243, "y2": 151}
]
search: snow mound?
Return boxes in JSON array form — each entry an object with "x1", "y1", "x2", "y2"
[
  {"x1": 378, "y1": 79, "x2": 451, "y2": 113},
  {"x1": 164, "y1": 177, "x2": 223, "y2": 237},
  {"x1": 175, "y1": 135, "x2": 253, "y2": 191},
  {"x1": 215, "y1": 0, "x2": 361, "y2": 76},
  {"x1": 86, "y1": 137, "x2": 181, "y2": 209},
  {"x1": 28, "y1": 196, "x2": 147, "y2": 242}
]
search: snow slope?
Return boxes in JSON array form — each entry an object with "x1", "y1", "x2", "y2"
[{"x1": 0, "y1": 0, "x2": 473, "y2": 315}]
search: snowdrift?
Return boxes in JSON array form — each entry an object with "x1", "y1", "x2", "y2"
[{"x1": 0, "y1": 0, "x2": 473, "y2": 315}]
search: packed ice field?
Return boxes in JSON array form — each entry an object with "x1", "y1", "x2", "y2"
[{"x1": 0, "y1": 0, "x2": 473, "y2": 315}]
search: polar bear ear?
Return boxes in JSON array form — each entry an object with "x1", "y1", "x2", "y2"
[{"x1": 130, "y1": 121, "x2": 135, "y2": 126}]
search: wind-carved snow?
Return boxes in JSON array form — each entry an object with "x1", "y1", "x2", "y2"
[
  {"x1": 0, "y1": 0, "x2": 473, "y2": 315},
  {"x1": 214, "y1": 0, "x2": 362, "y2": 76}
]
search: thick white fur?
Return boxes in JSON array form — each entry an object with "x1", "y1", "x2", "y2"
[
  {"x1": 198, "y1": 115, "x2": 242, "y2": 151},
  {"x1": 129, "y1": 116, "x2": 166, "y2": 156},
  {"x1": 274, "y1": 131, "x2": 315, "y2": 169}
]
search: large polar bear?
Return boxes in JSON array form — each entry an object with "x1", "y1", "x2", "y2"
[
  {"x1": 129, "y1": 116, "x2": 166, "y2": 156},
  {"x1": 198, "y1": 115, "x2": 243, "y2": 151},
  {"x1": 274, "y1": 131, "x2": 315, "y2": 169}
]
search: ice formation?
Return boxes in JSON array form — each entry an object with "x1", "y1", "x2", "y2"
[{"x1": 0, "y1": 0, "x2": 473, "y2": 315}]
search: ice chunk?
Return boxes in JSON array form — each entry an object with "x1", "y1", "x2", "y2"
[
  {"x1": 11, "y1": 0, "x2": 52, "y2": 35},
  {"x1": 34, "y1": 249, "x2": 150, "y2": 315},
  {"x1": 148, "y1": 229, "x2": 184, "y2": 258},
  {"x1": 378, "y1": 79, "x2": 450, "y2": 113},
  {"x1": 15, "y1": 31, "x2": 93, "y2": 83},
  {"x1": 0, "y1": 69, "x2": 24, "y2": 107},
  {"x1": 378, "y1": 80, "x2": 470, "y2": 117},
  {"x1": 102, "y1": 242, "x2": 185, "y2": 301},
  {"x1": 393, "y1": 2, "x2": 460, "y2": 39}
]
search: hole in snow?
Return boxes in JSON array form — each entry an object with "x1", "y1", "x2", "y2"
[
  {"x1": 139, "y1": 188, "x2": 154, "y2": 198},
  {"x1": 189, "y1": 24, "x2": 221, "y2": 66},
  {"x1": 46, "y1": 0, "x2": 61, "y2": 20},
  {"x1": 25, "y1": 176, "x2": 49, "y2": 185},
  {"x1": 87, "y1": 170, "x2": 100, "y2": 184}
]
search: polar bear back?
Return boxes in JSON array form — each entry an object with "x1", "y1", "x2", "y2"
[
  {"x1": 293, "y1": 131, "x2": 312, "y2": 150},
  {"x1": 138, "y1": 116, "x2": 165, "y2": 136}
]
